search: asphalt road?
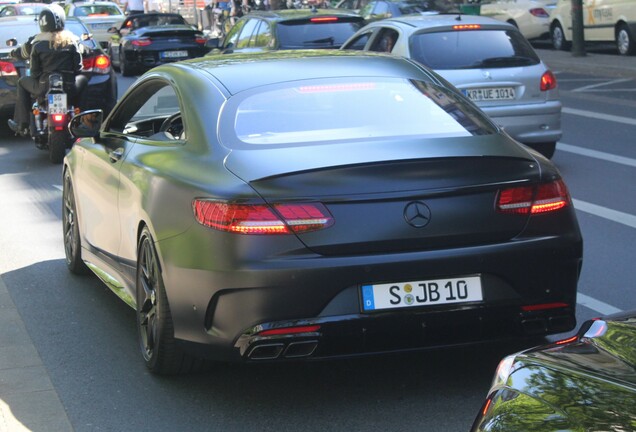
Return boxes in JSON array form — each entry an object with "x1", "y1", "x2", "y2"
[{"x1": 1, "y1": 47, "x2": 636, "y2": 432}]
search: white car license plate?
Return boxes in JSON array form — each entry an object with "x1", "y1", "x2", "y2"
[
  {"x1": 161, "y1": 50, "x2": 188, "y2": 59},
  {"x1": 465, "y1": 87, "x2": 515, "y2": 101},
  {"x1": 91, "y1": 22, "x2": 112, "y2": 30},
  {"x1": 48, "y1": 94, "x2": 67, "y2": 114},
  {"x1": 361, "y1": 275, "x2": 482, "y2": 312}
]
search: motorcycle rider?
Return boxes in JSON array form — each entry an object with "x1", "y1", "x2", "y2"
[{"x1": 8, "y1": 4, "x2": 85, "y2": 137}]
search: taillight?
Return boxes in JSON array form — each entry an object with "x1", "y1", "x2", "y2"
[
  {"x1": 529, "y1": 7, "x2": 549, "y2": 18},
  {"x1": 521, "y1": 302, "x2": 569, "y2": 312},
  {"x1": 195, "y1": 35, "x2": 207, "y2": 44},
  {"x1": 540, "y1": 70, "x2": 557, "y2": 91},
  {"x1": 0, "y1": 60, "x2": 17, "y2": 77},
  {"x1": 496, "y1": 179, "x2": 570, "y2": 215},
  {"x1": 193, "y1": 200, "x2": 334, "y2": 234},
  {"x1": 132, "y1": 38, "x2": 152, "y2": 46},
  {"x1": 82, "y1": 54, "x2": 111, "y2": 74}
]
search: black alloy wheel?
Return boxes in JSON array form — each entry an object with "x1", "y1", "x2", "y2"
[
  {"x1": 136, "y1": 227, "x2": 202, "y2": 374},
  {"x1": 63, "y1": 171, "x2": 89, "y2": 275}
]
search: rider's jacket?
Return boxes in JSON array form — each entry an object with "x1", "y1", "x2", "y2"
[{"x1": 12, "y1": 31, "x2": 82, "y2": 84}]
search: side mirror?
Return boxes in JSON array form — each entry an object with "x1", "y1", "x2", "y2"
[
  {"x1": 6, "y1": 38, "x2": 17, "y2": 47},
  {"x1": 205, "y1": 37, "x2": 220, "y2": 50},
  {"x1": 69, "y1": 110, "x2": 103, "y2": 139}
]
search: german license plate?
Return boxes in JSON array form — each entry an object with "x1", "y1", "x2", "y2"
[
  {"x1": 465, "y1": 87, "x2": 515, "y2": 101},
  {"x1": 361, "y1": 275, "x2": 482, "y2": 312},
  {"x1": 48, "y1": 93, "x2": 67, "y2": 114},
  {"x1": 90, "y1": 22, "x2": 113, "y2": 30},
  {"x1": 160, "y1": 50, "x2": 188, "y2": 59}
]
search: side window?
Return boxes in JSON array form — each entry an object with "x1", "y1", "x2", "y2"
[
  {"x1": 108, "y1": 82, "x2": 184, "y2": 141},
  {"x1": 236, "y1": 18, "x2": 258, "y2": 49},
  {"x1": 224, "y1": 18, "x2": 246, "y2": 49},
  {"x1": 369, "y1": 28, "x2": 398, "y2": 53},
  {"x1": 251, "y1": 20, "x2": 271, "y2": 48},
  {"x1": 343, "y1": 32, "x2": 372, "y2": 50}
]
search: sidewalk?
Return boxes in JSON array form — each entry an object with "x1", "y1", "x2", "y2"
[{"x1": 535, "y1": 48, "x2": 636, "y2": 79}]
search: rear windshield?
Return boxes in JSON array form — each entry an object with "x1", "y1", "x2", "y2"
[
  {"x1": 409, "y1": 29, "x2": 540, "y2": 70},
  {"x1": 225, "y1": 77, "x2": 495, "y2": 148},
  {"x1": 277, "y1": 19, "x2": 364, "y2": 49},
  {"x1": 75, "y1": 5, "x2": 122, "y2": 16}
]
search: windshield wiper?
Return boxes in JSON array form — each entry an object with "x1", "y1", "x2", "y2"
[
  {"x1": 471, "y1": 56, "x2": 536, "y2": 68},
  {"x1": 303, "y1": 37, "x2": 335, "y2": 46}
]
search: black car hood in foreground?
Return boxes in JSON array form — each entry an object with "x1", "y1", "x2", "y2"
[
  {"x1": 224, "y1": 134, "x2": 547, "y2": 256},
  {"x1": 473, "y1": 312, "x2": 636, "y2": 431}
]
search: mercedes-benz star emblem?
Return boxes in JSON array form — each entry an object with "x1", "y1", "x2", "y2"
[{"x1": 403, "y1": 201, "x2": 432, "y2": 228}]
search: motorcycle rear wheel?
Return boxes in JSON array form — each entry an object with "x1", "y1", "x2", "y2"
[{"x1": 49, "y1": 130, "x2": 69, "y2": 164}]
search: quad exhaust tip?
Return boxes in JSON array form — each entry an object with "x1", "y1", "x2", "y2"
[{"x1": 247, "y1": 340, "x2": 318, "y2": 361}]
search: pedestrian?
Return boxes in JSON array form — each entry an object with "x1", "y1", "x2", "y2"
[{"x1": 121, "y1": 0, "x2": 145, "y2": 15}]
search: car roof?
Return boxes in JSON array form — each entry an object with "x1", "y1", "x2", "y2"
[
  {"x1": 70, "y1": 1, "x2": 123, "y2": 7},
  {"x1": 243, "y1": 8, "x2": 364, "y2": 21},
  {"x1": 374, "y1": 13, "x2": 517, "y2": 30},
  {"x1": 180, "y1": 50, "x2": 436, "y2": 95}
]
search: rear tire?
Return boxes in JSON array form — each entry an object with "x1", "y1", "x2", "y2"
[
  {"x1": 120, "y1": 50, "x2": 135, "y2": 77},
  {"x1": 49, "y1": 130, "x2": 69, "y2": 164},
  {"x1": 109, "y1": 46, "x2": 120, "y2": 72},
  {"x1": 63, "y1": 170, "x2": 89, "y2": 275},
  {"x1": 616, "y1": 24, "x2": 636, "y2": 56},
  {"x1": 551, "y1": 22, "x2": 571, "y2": 51},
  {"x1": 136, "y1": 227, "x2": 205, "y2": 375}
]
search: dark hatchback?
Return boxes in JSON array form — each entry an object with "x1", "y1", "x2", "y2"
[
  {"x1": 64, "y1": 50, "x2": 582, "y2": 375},
  {"x1": 0, "y1": 16, "x2": 117, "y2": 118},
  {"x1": 473, "y1": 311, "x2": 636, "y2": 431},
  {"x1": 107, "y1": 13, "x2": 209, "y2": 76},
  {"x1": 208, "y1": 9, "x2": 365, "y2": 53}
]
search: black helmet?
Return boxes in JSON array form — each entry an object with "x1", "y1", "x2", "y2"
[{"x1": 38, "y1": 4, "x2": 66, "y2": 32}]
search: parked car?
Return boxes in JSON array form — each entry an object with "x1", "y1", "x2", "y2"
[
  {"x1": 472, "y1": 311, "x2": 636, "y2": 431},
  {"x1": 549, "y1": 0, "x2": 636, "y2": 55},
  {"x1": 64, "y1": 50, "x2": 582, "y2": 375},
  {"x1": 207, "y1": 9, "x2": 365, "y2": 53},
  {"x1": 107, "y1": 12, "x2": 209, "y2": 76},
  {"x1": 0, "y1": 16, "x2": 117, "y2": 120},
  {"x1": 0, "y1": 2, "x2": 44, "y2": 17},
  {"x1": 480, "y1": 0, "x2": 555, "y2": 40},
  {"x1": 341, "y1": 14, "x2": 562, "y2": 158},
  {"x1": 64, "y1": 0, "x2": 125, "y2": 49}
]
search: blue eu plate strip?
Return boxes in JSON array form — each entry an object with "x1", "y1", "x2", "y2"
[{"x1": 361, "y1": 285, "x2": 375, "y2": 311}]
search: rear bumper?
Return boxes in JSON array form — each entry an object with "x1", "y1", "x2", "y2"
[
  {"x1": 159, "y1": 223, "x2": 582, "y2": 362},
  {"x1": 124, "y1": 47, "x2": 208, "y2": 70},
  {"x1": 483, "y1": 100, "x2": 562, "y2": 144}
]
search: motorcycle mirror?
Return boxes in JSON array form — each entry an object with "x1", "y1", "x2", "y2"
[
  {"x1": 81, "y1": 33, "x2": 93, "y2": 40},
  {"x1": 69, "y1": 110, "x2": 103, "y2": 139},
  {"x1": 6, "y1": 38, "x2": 18, "y2": 47},
  {"x1": 107, "y1": 26, "x2": 119, "y2": 34}
]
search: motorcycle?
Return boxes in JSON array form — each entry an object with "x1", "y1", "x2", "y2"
[
  {"x1": 32, "y1": 72, "x2": 80, "y2": 164},
  {"x1": 6, "y1": 38, "x2": 84, "y2": 164}
]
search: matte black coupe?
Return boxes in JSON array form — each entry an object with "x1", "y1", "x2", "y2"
[{"x1": 64, "y1": 50, "x2": 582, "y2": 375}]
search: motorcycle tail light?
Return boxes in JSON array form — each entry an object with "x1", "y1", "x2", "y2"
[
  {"x1": 0, "y1": 60, "x2": 17, "y2": 77},
  {"x1": 193, "y1": 200, "x2": 334, "y2": 234},
  {"x1": 540, "y1": 70, "x2": 557, "y2": 91},
  {"x1": 496, "y1": 179, "x2": 570, "y2": 215},
  {"x1": 52, "y1": 114, "x2": 66, "y2": 124}
]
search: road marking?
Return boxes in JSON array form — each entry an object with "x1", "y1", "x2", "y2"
[
  {"x1": 572, "y1": 199, "x2": 636, "y2": 230},
  {"x1": 577, "y1": 293, "x2": 622, "y2": 315},
  {"x1": 562, "y1": 107, "x2": 636, "y2": 126},
  {"x1": 557, "y1": 143, "x2": 636, "y2": 168},
  {"x1": 571, "y1": 78, "x2": 632, "y2": 92}
]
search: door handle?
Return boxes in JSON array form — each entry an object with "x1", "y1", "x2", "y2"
[{"x1": 109, "y1": 148, "x2": 124, "y2": 163}]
